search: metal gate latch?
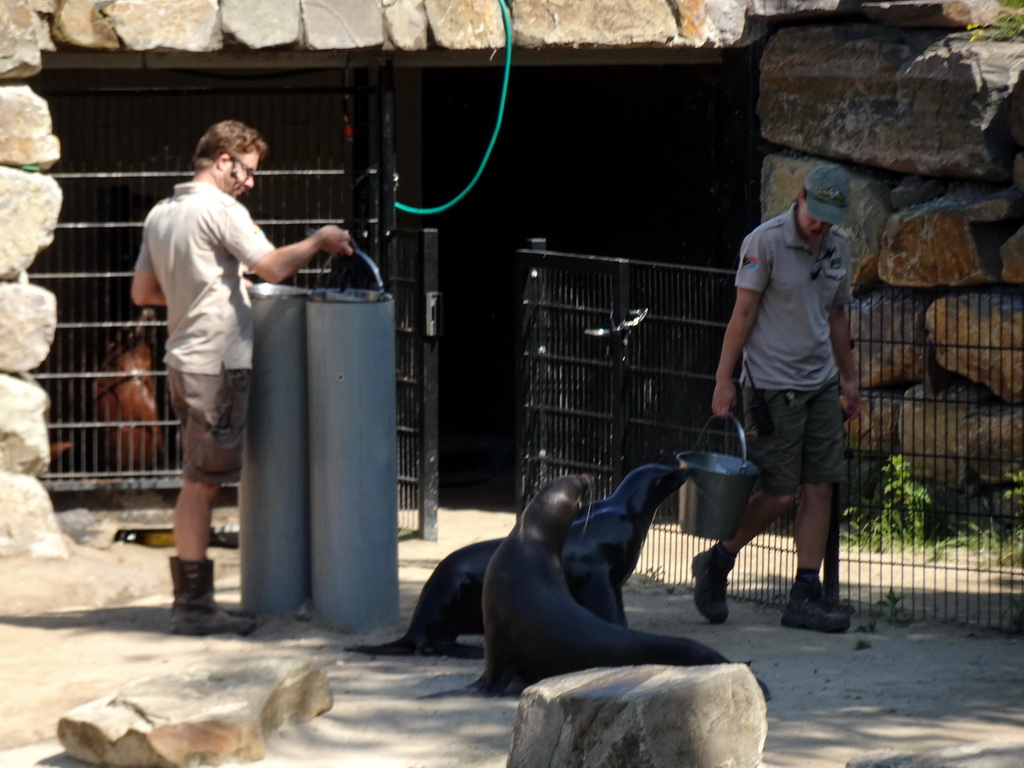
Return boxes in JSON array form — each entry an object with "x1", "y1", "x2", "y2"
[{"x1": 584, "y1": 307, "x2": 648, "y2": 337}]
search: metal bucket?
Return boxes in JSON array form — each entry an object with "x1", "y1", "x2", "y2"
[{"x1": 676, "y1": 415, "x2": 760, "y2": 540}]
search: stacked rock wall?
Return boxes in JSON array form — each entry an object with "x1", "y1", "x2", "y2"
[
  {"x1": 0, "y1": 7, "x2": 64, "y2": 552},
  {"x1": 758, "y1": 20, "x2": 1024, "y2": 525}
]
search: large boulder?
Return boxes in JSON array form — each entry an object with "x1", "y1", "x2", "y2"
[
  {"x1": 0, "y1": 0, "x2": 41, "y2": 79},
  {"x1": 52, "y1": 0, "x2": 121, "y2": 50},
  {"x1": 899, "y1": 382, "x2": 987, "y2": 489},
  {"x1": 383, "y1": 0, "x2": 429, "y2": 50},
  {"x1": 0, "y1": 373, "x2": 50, "y2": 477},
  {"x1": 58, "y1": 658, "x2": 333, "y2": 768},
  {"x1": 759, "y1": 25, "x2": 1024, "y2": 182},
  {"x1": 102, "y1": 0, "x2": 222, "y2": 52},
  {"x1": 513, "y1": 0, "x2": 696, "y2": 48},
  {"x1": 0, "y1": 165, "x2": 63, "y2": 280},
  {"x1": 862, "y1": 0, "x2": 1001, "y2": 28},
  {"x1": 0, "y1": 281, "x2": 57, "y2": 373},
  {"x1": 0, "y1": 469, "x2": 67, "y2": 559},
  {"x1": 877, "y1": 190, "x2": 1023, "y2": 287},
  {"x1": 964, "y1": 400, "x2": 1024, "y2": 486},
  {"x1": 507, "y1": 664, "x2": 767, "y2": 768},
  {"x1": 423, "y1": 0, "x2": 505, "y2": 49},
  {"x1": 926, "y1": 290, "x2": 1024, "y2": 403},
  {"x1": 222, "y1": 0, "x2": 301, "y2": 48},
  {"x1": 302, "y1": 0, "x2": 384, "y2": 50},
  {"x1": 0, "y1": 84, "x2": 60, "y2": 171},
  {"x1": 849, "y1": 286, "x2": 930, "y2": 389},
  {"x1": 845, "y1": 387, "x2": 904, "y2": 457}
]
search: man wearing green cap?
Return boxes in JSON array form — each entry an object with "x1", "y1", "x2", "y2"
[{"x1": 692, "y1": 163, "x2": 861, "y2": 633}]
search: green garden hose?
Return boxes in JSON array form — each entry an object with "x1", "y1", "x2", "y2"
[{"x1": 394, "y1": 0, "x2": 511, "y2": 215}]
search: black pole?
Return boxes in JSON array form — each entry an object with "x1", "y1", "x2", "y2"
[{"x1": 823, "y1": 481, "x2": 841, "y2": 607}]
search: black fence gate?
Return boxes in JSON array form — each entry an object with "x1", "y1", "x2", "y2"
[{"x1": 516, "y1": 242, "x2": 1024, "y2": 631}]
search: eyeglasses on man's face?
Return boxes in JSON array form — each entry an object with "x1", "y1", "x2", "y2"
[{"x1": 230, "y1": 156, "x2": 256, "y2": 180}]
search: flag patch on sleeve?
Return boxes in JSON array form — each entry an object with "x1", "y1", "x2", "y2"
[{"x1": 741, "y1": 254, "x2": 759, "y2": 270}]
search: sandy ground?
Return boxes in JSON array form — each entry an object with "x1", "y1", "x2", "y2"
[{"x1": 2, "y1": 480, "x2": 1024, "y2": 768}]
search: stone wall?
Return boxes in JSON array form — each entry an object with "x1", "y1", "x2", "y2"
[
  {"x1": 757, "y1": 18, "x2": 1024, "y2": 520},
  {"x1": 0, "y1": 0, "x2": 1019, "y2": 526}
]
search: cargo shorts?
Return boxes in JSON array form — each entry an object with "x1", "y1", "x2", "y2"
[
  {"x1": 167, "y1": 366, "x2": 251, "y2": 485},
  {"x1": 741, "y1": 374, "x2": 846, "y2": 495}
]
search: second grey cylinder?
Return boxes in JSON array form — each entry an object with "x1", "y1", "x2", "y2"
[{"x1": 307, "y1": 289, "x2": 399, "y2": 631}]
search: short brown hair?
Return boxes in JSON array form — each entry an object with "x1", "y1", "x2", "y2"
[{"x1": 192, "y1": 120, "x2": 268, "y2": 170}]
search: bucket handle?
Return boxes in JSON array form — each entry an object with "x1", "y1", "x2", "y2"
[{"x1": 694, "y1": 414, "x2": 750, "y2": 469}]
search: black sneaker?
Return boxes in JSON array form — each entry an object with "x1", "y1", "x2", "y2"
[
  {"x1": 692, "y1": 549, "x2": 731, "y2": 624},
  {"x1": 781, "y1": 579, "x2": 851, "y2": 633}
]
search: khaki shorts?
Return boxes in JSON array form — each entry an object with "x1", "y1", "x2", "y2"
[
  {"x1": 167, "y1": 366, "x2": 250, "y2": 485},
  {"x1": 741, "y1": 375, "x2": 846, "y2": 495}
]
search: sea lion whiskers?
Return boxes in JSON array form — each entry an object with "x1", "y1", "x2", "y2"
[{"x1": 577, "y1": 473, "x2": 596, "y2": 537}]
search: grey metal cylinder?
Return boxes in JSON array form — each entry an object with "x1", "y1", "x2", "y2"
[
  {"x1": 307, "y1": 289, "x2": 399, "y2": 630},
  {"x1": 239, "y1": 283, "x2": 311, "y2": 614}
]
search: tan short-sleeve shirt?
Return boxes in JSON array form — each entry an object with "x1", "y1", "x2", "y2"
[
  {"x1": 734, "y1": 204, "x2": 852, "y2": 390},
  {"x1": 135, "y1": 182, "x2": 274, "y2": 374}
]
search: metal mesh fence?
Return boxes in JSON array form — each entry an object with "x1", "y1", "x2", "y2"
[
  {"x1": 29, "y1": 74, "x2": 437, "y2": 538},
  {"x1": 517, "y1": 247, "x2": 1024, "y2": 631}
]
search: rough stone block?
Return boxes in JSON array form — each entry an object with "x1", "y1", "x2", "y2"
[
  {"x1": 58, "y1": 658, "x2": 333, "y2": 768},
  {"x1": 862, "y1": 0, "x2": 1000, "y2": 29},
  {"x1": 0, "y1": 372, "x2": 50, "y2": 478},
  {"x1": 926, "y1": 290, "x2": 1024, "y2": 403},
  {"x1": 0, "y1": 0, "x2": 41, "y2": 79},
  {"x1": 0, "y1": 469, "x2": 67, "y2": 559},
  {"x1": 0, "y1": 84, "x2": 60, "y2": 170},
  {"x1": 0, "y1": 282, "x2": 57, "y2": 374},
  {"x1": 102, "y1": 0, "x2": 222, "y2": 52},
  {"x1": 0, "y1": 166, "x2": 62, "y2": 280},
  {"x1": 760, "y1": 25, "x2": 1024, "y2": 182},
  {"x1": 849, "y1": 286, "x2": 930, "y2": 389},
  {"x1": 507, "y1": 664, "x2": 767, "y2": 768}
]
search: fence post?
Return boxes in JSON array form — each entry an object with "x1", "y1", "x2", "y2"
[
  {"x1": 515, "y1": 238, "x2": 547, "y2": 512},
  {"x1": 419, "y1": 228, "x2": 440, "y2": 541},
  {"x1": 823, "y1": 481, "x2": 841, "y2": 607}
]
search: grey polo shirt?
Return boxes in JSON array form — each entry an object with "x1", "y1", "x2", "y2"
[
  {"x1": 734, "y1": 203, "x2": 852, "y2": 391},
  {"x1": 135, "y1": 182, "x2": 274, "y2": 374}
]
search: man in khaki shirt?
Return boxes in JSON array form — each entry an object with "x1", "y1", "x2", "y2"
[
  {"x1": 132, "y1": 120, "x2": 353, "y2": 635},
  {"x1": 693, "y1": 164, "x2": 861, "y2": 634}
]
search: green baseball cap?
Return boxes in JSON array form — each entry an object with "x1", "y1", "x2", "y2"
[{"x1": 804, "y1": 164, "x2": 850, "y2": 225}]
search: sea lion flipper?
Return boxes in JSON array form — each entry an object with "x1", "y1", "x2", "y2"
[{"x1": 346, "y1": 636, "x2": 418, "y2": 656}]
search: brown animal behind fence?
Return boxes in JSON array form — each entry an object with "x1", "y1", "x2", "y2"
[{"x1": 93, "y1": 308, "x2": 164, "y2": 471}]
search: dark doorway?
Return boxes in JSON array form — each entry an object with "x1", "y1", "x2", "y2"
[{"x1": 409, "y1": 55, "x2": 762, "y2": 485}]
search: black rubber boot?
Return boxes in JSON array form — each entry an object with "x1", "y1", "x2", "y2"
[
  {"x1": 781, "y1": 578, "x2": 851, "y2": 633},
  {"x1": 692, "y1": 548, "x2": 732, "y2": 624},
  {"x1": 169, "y1": 557, "x2": 257, "y2": 636}
]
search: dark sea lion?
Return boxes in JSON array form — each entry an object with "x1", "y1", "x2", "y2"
[
  {"x1": 348, "y1": 464, "x2": 688, "y2": 658},
  {"x1": 472, "y1": 473, "x2": 769, "y2": 700}
]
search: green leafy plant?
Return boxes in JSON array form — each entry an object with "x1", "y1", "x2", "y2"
[
  {"x1": 877, "y1": 587, "x2": 910, "y2": 626},
  {"x1": 1004, "y1": 470, "x2": 1024, "y2": 509},
  {"x1": 995, "y1": 470, "x2": 1024, "y2": 567},
  {"x1": 844, "y1": 455, "x2": 933, "y2": 552}
]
